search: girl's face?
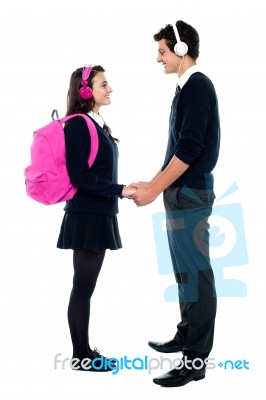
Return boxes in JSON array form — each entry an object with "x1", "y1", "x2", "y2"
[{"x1": 92, "y1": 72, "x2": 113, "y2": 112}]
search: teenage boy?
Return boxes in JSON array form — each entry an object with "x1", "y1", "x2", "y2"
[{"x1": 131, "y1": 20, "x2": 220, "y2": 387}]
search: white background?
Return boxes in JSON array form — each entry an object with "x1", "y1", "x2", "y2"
[{"x1": 0, "y1": 0, "x2": 265, "y2": 398}]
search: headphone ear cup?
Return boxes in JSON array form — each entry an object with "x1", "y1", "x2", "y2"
[
  {"x1": 79, "y1": 85, "x2": 93, "y2": 100},
  {"x1": 174, "y1": 41, "x2": 188, "y2": 57}
]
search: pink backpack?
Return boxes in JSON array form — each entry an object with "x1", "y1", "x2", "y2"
[{"x1": 24, "y1": 111, "x2": 99, "y2": 205}]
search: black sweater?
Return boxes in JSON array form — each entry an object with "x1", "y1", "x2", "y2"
[
  {"x1": 63, "y1": 116, "x2": 124, "y2": 215},
  {"x1": 162, "y1": 72, "x2": 220, "y2": 190}
]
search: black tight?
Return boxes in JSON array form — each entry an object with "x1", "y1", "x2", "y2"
[{"x1": 67, "y1": 249, "x2": 106, "y2": 359}]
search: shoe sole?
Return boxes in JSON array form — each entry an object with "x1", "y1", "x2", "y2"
[
  {"x1": 72, "y1": 367, "x2": 114, "y2": 372},
  {"x1": 148, "y1": 343, "x2": 182, "y2": 353},
  {"x1": 153, "y1": 374, "x2": 205, "y2": 387}
]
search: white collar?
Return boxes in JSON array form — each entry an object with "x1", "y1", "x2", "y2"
[
  {"x1": 178, "y1": 64, "x2": 199, "y2": 88},
  {"x1": 87, "y1": 111, "x2": 104, "y2": 128}
]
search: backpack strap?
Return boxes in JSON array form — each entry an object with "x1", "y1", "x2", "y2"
[{"x1": 59, "y1": 113, "x2": 99, "y2": 167}]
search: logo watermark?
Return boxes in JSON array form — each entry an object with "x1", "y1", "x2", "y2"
[
  {"x1": 152, "y1": 183, "x2": 249, "y2": 300},
  {"x1": 54, "y1": 353, "x2": 250, "y2": 374}
]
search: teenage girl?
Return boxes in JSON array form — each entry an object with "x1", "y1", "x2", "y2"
[{"x1": 57, "y1": 64, "x2": 135, "y2": 371}]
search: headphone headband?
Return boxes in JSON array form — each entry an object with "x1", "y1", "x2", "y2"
[
  {"x1": 82, "y1": 64, "x2": 94, "y2": 81},
  {"x1": 172, "y1": 24, "x2": 181, "y2": 43}
]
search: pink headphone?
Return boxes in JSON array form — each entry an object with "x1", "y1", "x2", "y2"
[{"x1": 79, "y1": 64, "x2": 94, "y2": 100}]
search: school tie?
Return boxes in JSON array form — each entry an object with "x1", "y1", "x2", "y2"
[{"x1": 175, "y1": 84, "x2": 181, "y2": 96}]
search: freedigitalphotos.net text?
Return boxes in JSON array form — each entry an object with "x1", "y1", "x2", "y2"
[{"x1": 54, "y1": 354, "x2": 249, "y2": 375}]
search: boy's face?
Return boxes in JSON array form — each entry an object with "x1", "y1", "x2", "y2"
[{"x1": 157, "y1": 39, "x2": 181, "y2": 74}]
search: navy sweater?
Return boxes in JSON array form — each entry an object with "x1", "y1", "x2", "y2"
[
  {"x1": 63, "y1": 116, "x2": 124, "y2": 215},
  {"x1": 162, "y1": 72, "x2": 220, "y2": 190}
]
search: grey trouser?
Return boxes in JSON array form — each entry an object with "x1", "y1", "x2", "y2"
[{"x1": 163, "y1": 186, "x2": 217, "y2": 361}]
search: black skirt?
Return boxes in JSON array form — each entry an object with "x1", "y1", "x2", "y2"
[{"x1": 57, "y1": 212, "x2": 122, "y2": 251}]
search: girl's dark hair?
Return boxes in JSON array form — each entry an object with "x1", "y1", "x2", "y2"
[
  {"x1": 66, "y1": 65, "x2": 105, "y2": 116},
  {"x1": 66, "y1": 65, "x2": 119, "y2": 142},
  {"x1": 153, "y1": 20, "x2": 200, "y2": 60}
]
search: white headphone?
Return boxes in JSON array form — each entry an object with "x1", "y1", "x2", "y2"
[{"x1": 172, "y1": 23, "x2": 188, "y2": 57}]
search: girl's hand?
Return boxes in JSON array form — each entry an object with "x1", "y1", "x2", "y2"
[{"x1": 122, "y1": 185, "x2": 137, "y2": 198}]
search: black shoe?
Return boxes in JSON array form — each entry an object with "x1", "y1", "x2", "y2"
[
  {"x1": 89, "y1": 348, "x2": 117, "y2": 365},
  {"x1": 153, "y1": 366, "x2": 205, "y2": 387},
  {"x1": 148, "y1": 339, "x2": 182, "y2": 353},
  {"x1": 71, "y1": 348, "x2": 116, "y2": 372}
]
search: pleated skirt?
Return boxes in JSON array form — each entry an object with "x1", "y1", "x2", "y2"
[{"x1": 57, "y1": 212, "x2": 122, "y2": 251}]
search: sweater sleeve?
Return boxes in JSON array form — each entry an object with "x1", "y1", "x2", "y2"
[
  {"x1": 174, "y1": 78, "x2": 213, "y2": 165},
  {"x1": 64, "y1": 117, "x2": 124, "y2": 197}
]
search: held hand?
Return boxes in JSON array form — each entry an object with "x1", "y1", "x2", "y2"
[
  {"x1": 130, "y1": 181, "x2": 151, "y2": 189},
  {"x1": 122, "y1": 185, "x2": 137, "y2": 198},
  {"x1": 131, "y1": 185, "x2": 158, "y2": 206}
]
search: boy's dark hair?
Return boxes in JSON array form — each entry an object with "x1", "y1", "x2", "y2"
[{"x1": 153, "y1": 20, "x2": 200, "y2": 60}]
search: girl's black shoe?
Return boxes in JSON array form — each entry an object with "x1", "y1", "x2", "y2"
[{"x1": 71, "y1": 348, "x2": 117, "y2": 372}]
